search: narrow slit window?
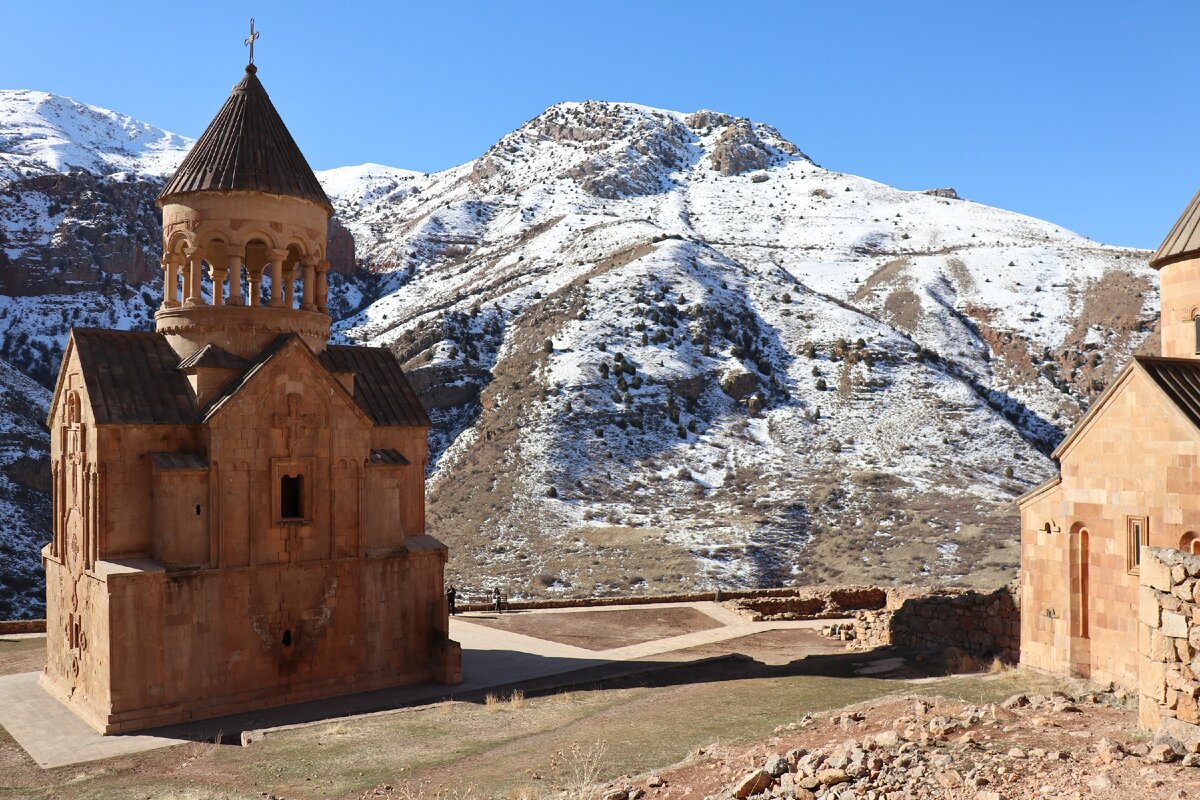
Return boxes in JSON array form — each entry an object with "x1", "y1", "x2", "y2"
[
  {"x1": 1194, "y1": 315, "x2": 1200, "y2": 354},
  {"x1": 280, "y1": 474, "x2": 303, "y2": 520},
  {"x1": 1127, "y1": 516, "x2": 1148, "y2": 573}
]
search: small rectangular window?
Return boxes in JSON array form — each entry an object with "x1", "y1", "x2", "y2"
[
  {"x1": 280, "y1": 474, "x2": 303, "y2": 520},
  {"x1": 1194, "y1": 316, "x2": 1200, "y2": 354},
  {"x1": 1128, "y1": 516, "x2": 1148, "y2": 573}
]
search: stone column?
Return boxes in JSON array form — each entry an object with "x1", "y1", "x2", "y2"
[
  {"x1": 184, "y1": 246, "x2": 205, "y2": 306},
  {"x1": 208, "y1": 258, "x2": 228, "y2": 307},
  {"x1": 317, "y1": 260, "x2": 330, "y2": 314},
  {"x1": 161, "y1": 254, "x2": 182, "y2": 308},
  {"x1": 283, "y1": 263, "x2": 297, "y2": 309},
  {"x1": 267, "y1": 248, "x2": 288, "y2": 308},
  {"x1": 301, "y1": 256, "x2": 317, "y2": 311},
  {"x1": 248, "y1": 266, "x2": 264, "y2": 307},
  {"x1": 225, "y1": 244, "x2": 245, "y2": 306}
]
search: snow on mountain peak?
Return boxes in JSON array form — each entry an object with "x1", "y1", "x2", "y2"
[
  {"x1": 466, "y1": 100, "x2": 812, "y2": 199},
  {"x1": 0, "y1": 89, "x2": 191, "y2": 184},
  {"x1": 316, "y1": 163, "x2": 425, "y2": 210}
]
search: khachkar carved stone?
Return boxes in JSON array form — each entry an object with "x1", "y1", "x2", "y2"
[{"x1": 39, "y1": 59, "x2": 461, "y2": 735}]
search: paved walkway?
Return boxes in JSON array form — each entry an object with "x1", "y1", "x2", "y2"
[{"x1": 0, "y1": 602, "x2": 850, "y2": 769}]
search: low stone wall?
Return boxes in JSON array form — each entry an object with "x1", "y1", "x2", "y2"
[
  {"x1": 458, "y1": 585, "x2": 889, "y2": 615},
  {"x1": 1138, "y1": 548, "x2": 1200, "y2": 737},
  {"x1": 0, "y1": 619, "x2": 46, "y2": 634},
  {"x1": 850, "y1": 586, "x2": 1020, "y2": 662},
  {"x1": 727, "y1": 587, "x2": 888, "y2": 620}
]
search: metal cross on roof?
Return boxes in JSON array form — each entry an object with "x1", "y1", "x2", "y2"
[{"x1": 245, "y1": 18, "x2": 260, "y2": 65}]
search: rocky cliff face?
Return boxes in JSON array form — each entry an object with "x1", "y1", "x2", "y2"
[{"x1": 0, "y1": 93, "x2": 1159, "y2": 617}]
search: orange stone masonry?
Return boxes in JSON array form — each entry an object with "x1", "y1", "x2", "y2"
[
  {"x1": 1019, "y1": 181, "x2": 1200, "y2": 725},
  {"x1": 39, "y1": 62, "x2": 461, "y2": 734}
]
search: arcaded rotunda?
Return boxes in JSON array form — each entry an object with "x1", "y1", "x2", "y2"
[{"x1": 40, "y1": 61, "x2": 461, "y2": 734}]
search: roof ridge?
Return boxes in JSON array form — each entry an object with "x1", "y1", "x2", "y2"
[{"x1": 1151, "y1": 186, "x2": 1200, "y2": 269}]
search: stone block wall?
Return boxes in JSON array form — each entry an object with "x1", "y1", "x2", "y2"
[
  {"x1": 1137, "y1": 548, "x2": 1200, "y2": 732},
  {"x1": 725, "y1": 587, "x2": 888, "y2": 620},
  {"x1": 851, "y1": 586, "x2": 1021, "y2": 662}
]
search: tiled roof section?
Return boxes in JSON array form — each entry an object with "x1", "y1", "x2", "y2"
[
  {"x1": 320, "y1": 345, "x2": 431, "y2": 427},
  {"x1": 151, "y1": 452, "x2": 208, "y2": 470},
  {"x1": 368, "y1": 448, "x2": 410, "y2": 466},
  {"x1": 71, "y1": 331, "x2": 427, "y2": 429},
  {"x1": 1138, "y1": 355, "x2": 1200, "y2": 429},
  {"x1": 1151, "y1": 187, "x2": 1200, "y2": 269},
  {"x1": 157, "y1": 65, "x2": 332, "y2": 213},
  {"x1": 72, "y1": 330, "x2": 197, "y2": 424},
  {"x1": 199, "y1": 333, "x2": 298, "y2": 421},
  {"x1": 177, "y1": 344, "x2": 252, "y2": 371}
]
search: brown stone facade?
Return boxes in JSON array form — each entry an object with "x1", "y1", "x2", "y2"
[
  {"x1": 1018, "y1": 359, "x2": 1200, "y2": 692},
  {"x1": 41, "y1": 329, "x2": 462, "y2": 734},
  {"x1": 1018, "y1": 191, "x2": 1200, "y2": 710},
  {"x1": 39, "y1": 63, "x2": 461, "y2": 734}
]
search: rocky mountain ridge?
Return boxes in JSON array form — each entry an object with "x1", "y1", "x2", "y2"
[
  {"x1": 317, "y1": 100, "x2": 1156, "y2": 598},
  {"x1": 0, "y1": 91, "x2": 1159, "y2": 617}
]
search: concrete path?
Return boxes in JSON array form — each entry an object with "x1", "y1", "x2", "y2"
[
  {"x1": 0, "y1": 603, "x2": 851, "y2": 769},
  {"x1": 0, "y1": 672, "x2": 179, "y2": 768}
]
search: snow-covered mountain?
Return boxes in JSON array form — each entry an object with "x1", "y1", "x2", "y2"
[
  {"x1": 318, "y1": 101, "x2": 1156, "y2": 596},
  {"x1": 0, "y1": 94, "x2": 1158, "y2": 617},
  {"x1": 0, "y1": 90, "x2": 190, "y2": 182}
]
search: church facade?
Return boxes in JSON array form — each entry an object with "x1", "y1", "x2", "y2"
[
  {"x1": 1019, "y1": 187, "x2": 1200, "y2": 691},
  {"x1": 41, "y1": 63, "x2": 461, "y2": 734}
]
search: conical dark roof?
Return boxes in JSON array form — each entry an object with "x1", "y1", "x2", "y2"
[
  {"x1": 158, "y1": 65, "x2": 331, "y2": 213},
  {"x1": 1151, "y1": 186, "x2": 1200, "y2": 269}
]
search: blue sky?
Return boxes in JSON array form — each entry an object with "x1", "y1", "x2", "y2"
[{"x1": 2, "y1": 2, "x2": 1194, "y2": 249}]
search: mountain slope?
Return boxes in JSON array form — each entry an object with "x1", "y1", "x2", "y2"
[
  {"x1": 322, "y1": 101, "x2": 1156, "y2": 594},
  {"x1": 0, "y1": 354, "x2": 51, "y2": 618}
]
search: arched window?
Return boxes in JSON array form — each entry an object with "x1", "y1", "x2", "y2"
[{"x1": 1069, "y1": 523, "x2": 1090, "y2": 639}]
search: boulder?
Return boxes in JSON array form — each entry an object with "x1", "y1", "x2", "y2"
[{"x1": 732, "y1": 769, "x2": 772, "y2": 799}]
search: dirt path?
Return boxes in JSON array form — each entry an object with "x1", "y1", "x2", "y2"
[{"x1": 459, "y1": 606, "x2": 723, "y2": 651}]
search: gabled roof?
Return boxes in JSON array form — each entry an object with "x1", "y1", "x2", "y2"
[
  {"x1": 72, "y1": 330, "x2": 197, "y2": 424},
  {"x1": 1053, "y1": 355, "x2": 1200, "y2": 460},
  {"x1": 200, "y1": 333, "x2": 374, "y2": 426},
  {"x1": 1015, "y1": 475, "x2": 1061, "y2": 508},
  {"x1": 177, "y1": 344, "x2": 252, "y2": 371},
  {"x1": 320, "y1": 345, "x2": 431, "y2": 427},
  {"x1": 66, "y1": 330, "x2": 428, "y2": 428},
  {"x1": 157, "y1": 65, "x2": 332, "y2": 213},
  {"x1": 1151, "y1": 187, "x2": 1200, "y2": 269},
  {"x1": 1139, "y1": 356, "x2": 1200, "y2": 429}
]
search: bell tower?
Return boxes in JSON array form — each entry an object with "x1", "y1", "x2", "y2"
[
  {"x1": 1151, "y1": 187, "x2": 1200, "y2": 359},
  {"x1": 154, "y1": 62, "x2": 334, "y2": 361}
]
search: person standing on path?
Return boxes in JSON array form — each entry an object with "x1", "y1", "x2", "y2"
[
  {"x1": 493, "y1": 587, "x2": 502, "y2": 614},
  {"x1": 446, "y1": 585, "x2": 457, "y2": 616}
]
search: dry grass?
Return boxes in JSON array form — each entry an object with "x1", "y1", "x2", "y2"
[
  {"x1": 547, "y1": 741, "x2": 608, "y2": 800},
  {"x1": 485, "y1": 690, "x2": 526, "y2": 712}
]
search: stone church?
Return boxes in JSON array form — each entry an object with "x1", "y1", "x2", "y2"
[
  {"x1": 1019, "y1": 187, "x2": 1200, "y2": 691},
  {"x1": 40, "y1": 62, "x2": 461, "y2": 734}
]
